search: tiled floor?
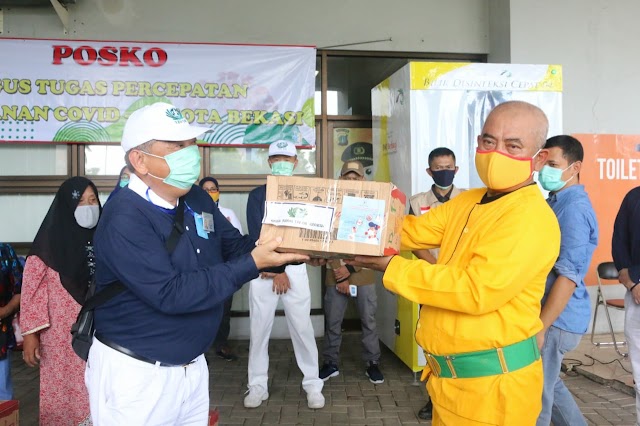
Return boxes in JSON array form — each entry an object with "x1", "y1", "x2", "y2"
[
  {"x1": 565, "y1": 331, "x2": 634, "y2": 391},
  {"x1": 11, "y1": 333, "x2": 639, "y2": 425}
]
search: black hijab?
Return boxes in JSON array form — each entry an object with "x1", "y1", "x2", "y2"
[
  {"x1": 199, "y1": 177, "x2": 220, "y2": 206},
  {"x1": 28, "y1": 177, "x2": 102, "y2": 304},
  {"x1": 199, "y1": 177, "x2": 219, "y2": 189}
]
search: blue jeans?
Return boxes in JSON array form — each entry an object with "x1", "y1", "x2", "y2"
[
  {"x1": 536, "y1": 326, "x2": 586, "y2": 426},
  {"x1": 0, "y1": 352, "x2": 13, "y2": 400}
]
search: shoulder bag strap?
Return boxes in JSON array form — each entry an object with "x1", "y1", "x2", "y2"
[{"x1": 81, "y1": 196, "x2": 186, "y2": 310}]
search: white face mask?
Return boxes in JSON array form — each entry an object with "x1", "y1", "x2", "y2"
[{"x1": 74, "y1": 205, "x2": 100, "y2": 229}]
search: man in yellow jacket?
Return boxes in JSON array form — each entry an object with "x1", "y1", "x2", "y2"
[{"x1": 349, "y1": 100, "x2": 560, "y2": 425}]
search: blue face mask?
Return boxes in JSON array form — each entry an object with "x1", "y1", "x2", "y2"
[
  {"x1": 538, "y1": 164, "x2": 575, "y2": 192},
  {"x1": 271, "y1": 161, "x2": 295, "y2": 176},
  {"x1": 119, "y1": 178, "x2": 129, "y2": 188},
  {"x1": 144, "y1": 145, "x2": 202, "y2": 190}
]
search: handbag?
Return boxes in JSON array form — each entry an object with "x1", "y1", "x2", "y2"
[{"x1": 70, "y1": 279, "x2": 125, "y2": 361}]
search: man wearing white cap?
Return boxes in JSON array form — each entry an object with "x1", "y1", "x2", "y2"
[
  {"x1": 244, "y1": 140, "x2": 325, "y2": 409},
  {"x1": 88, "y1": 103, "x2": 308, "y2": 425}
]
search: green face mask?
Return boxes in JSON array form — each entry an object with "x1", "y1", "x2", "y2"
[
  {"x1": 538, "y1": 164, "x2": 575, "y2": 192},
  {"x1": 144, "y1": 145, "x2": 202, "y2": 190},
  {"x1": 271, "y1": 161, "x2": 295, "y2": 176}
]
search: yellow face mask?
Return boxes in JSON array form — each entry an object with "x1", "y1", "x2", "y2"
[
  {"x1": 475, "y1": 149, "x2": 538, "y2": 190},
  {"x1": 209, "y1": 192, "x2": 220, "y2": 203}
]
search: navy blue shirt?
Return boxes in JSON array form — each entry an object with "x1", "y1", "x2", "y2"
[
  {"x1": 542, "y1": 185, "x2": 598, "y2": 333},
  {"x1": 613, "y1": 186, "x2": 640, "y2": 284},
  {"x1": 247, "y1": 184, "x2": 288, "y2": 274},
  {"x1": 94, "y1": 183, "x2": 258, "y2": 365}
]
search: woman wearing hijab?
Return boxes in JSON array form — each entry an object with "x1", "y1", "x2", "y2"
[
  {"x1": 106, "y1": 165, "x2": 131, "y2": 203},
  {"x1": 20, "y1": 176, "x2": 102, "y2": 426},
  {"x1": 199, "y1": 177, "x2": 243, "y2": 361}
]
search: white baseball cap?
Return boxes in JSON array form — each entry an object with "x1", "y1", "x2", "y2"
[
  {"x1": 268, "y1": 140, "x2": 297, "y2": 157},
  {"x1": 121, "y1": 102, "x2": 210, "y2": 152}
]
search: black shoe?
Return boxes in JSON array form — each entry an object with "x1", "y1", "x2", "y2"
[
  {"x1": 418, "y1": 400, "x2": 433, "y2": 420},
  {"x1": 319, "y1": 362, "x2": 339, "y2": 381},
  {"x1": 365, "y1": 361, "x2": 384, "y2": 384},
  {"x1": 216, "y1": 347, "x2": 238, "y2": 361}
]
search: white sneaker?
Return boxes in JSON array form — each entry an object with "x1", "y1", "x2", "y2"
[
  {"x1": 307, "y1": 391, "x2": 325, "y2": 409},
  {"x1": 244, "y1": 385, "x2": 269, "y2": 408}
]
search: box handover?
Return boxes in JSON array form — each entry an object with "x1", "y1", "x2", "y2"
[{"x1": 259, "y1": 175, "x2": 406, "y2": 258}]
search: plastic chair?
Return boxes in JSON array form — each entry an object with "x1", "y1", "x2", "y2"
[{"x1": 590, "y1": 262, "x2": 627, "y2": 357}]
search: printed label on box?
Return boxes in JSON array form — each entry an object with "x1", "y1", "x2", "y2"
[
  {"x1": 277, "y1": 185, "x2": 295, "y2": 200},
  {"x1": 310, "y1": 187, "x2": 326, "y2": 202},
  {"x1": 336, "y1": 196, "x2": 386, "y2": 245},
  {"x1": 263, "y1": 202, "x2": 335, "y2": 232}
]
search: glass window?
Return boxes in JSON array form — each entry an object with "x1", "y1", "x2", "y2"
[
  {"x1": 0, "y1": 194, "x2": 55, "y2": 241},
  {"x1": 316, "y1": 91, "x2": 339, "y2": 115},
  {"x1": 0, "y1": 145, "x2": 68, "y2": 176},
  {"x1": 85, "y1": 145, "x2": 126, "y2": 176},
  {"x1": 327, "y1": 56, "x2": 409, "y2": 115}
]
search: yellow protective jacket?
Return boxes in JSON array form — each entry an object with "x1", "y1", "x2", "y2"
[{"x1": 384, "y1": 185, "x2": 560, "y2": 425}]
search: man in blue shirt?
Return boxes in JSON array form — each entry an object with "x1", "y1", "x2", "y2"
[
  {"x1": 613, "y1": 183, "x2": 640, "y2": 423},
  {"x1": 89, "y1": 103, "x2": 308, "y2": 425},
  {"x1": 536, "y1": 135, "x2": 598, "y2": 426}
]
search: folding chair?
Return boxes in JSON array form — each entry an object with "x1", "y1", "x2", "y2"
[{"x1": 590, "y1": 261, "x2": 627, "y2": 357}]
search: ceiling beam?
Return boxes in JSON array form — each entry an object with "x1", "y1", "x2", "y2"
[{"x1": 49, "y1": 0, "x2": 69, "y2": 33}]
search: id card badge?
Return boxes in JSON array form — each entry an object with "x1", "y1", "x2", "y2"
[
  {"x1": 193, "y1": 213, "x2": 209, "y2": 239},
  {"x1": 349, "y1": 285, "x2": 358, "y2": 297},
  {"x1": 202, "y1": 212, "x2": 215, "y2": 233}
]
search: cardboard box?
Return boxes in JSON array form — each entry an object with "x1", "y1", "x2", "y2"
[
  {"x1": 259, "y1": 175, "x2": 406, "y2": 258},
  {"x1": 0, "y1": 400, "x2": 19, "y2": 426}
]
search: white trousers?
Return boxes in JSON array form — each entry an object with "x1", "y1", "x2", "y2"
[
  {"x1": 248, "y1": 263, "x2": 323, "y2": 393},
  {"x1": 625, "y1": 291, "x2": 640, "y2": 426},
  {"x1": 85, "y1": 338, "x2": 209, "y2": 426}
]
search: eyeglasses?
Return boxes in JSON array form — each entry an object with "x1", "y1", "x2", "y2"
[{"x1": 205, "y1": 188, "x2": 219, "y2": 193}]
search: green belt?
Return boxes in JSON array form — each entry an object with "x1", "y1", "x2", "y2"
[{"x1": 424, "y1": 336, "x2": 540, "y2": 379}]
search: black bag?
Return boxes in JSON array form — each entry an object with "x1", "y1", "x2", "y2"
[
  {"x1": 70, "y1": 197, "x2": 186, "y2": 361},
  {"x1": 71, "y1": 278, "x2": 125, "y2": 360}
]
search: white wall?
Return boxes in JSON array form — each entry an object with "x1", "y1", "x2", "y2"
[
  {"x1": 0, "y1": 0, "x2": 488, "y2": 53},
  {"x1": 509, "y1": 0, "x2": 640, "y2": 134},
  {"x1": 487, "y1": 0, "x2": 510, "y2": 63}
]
